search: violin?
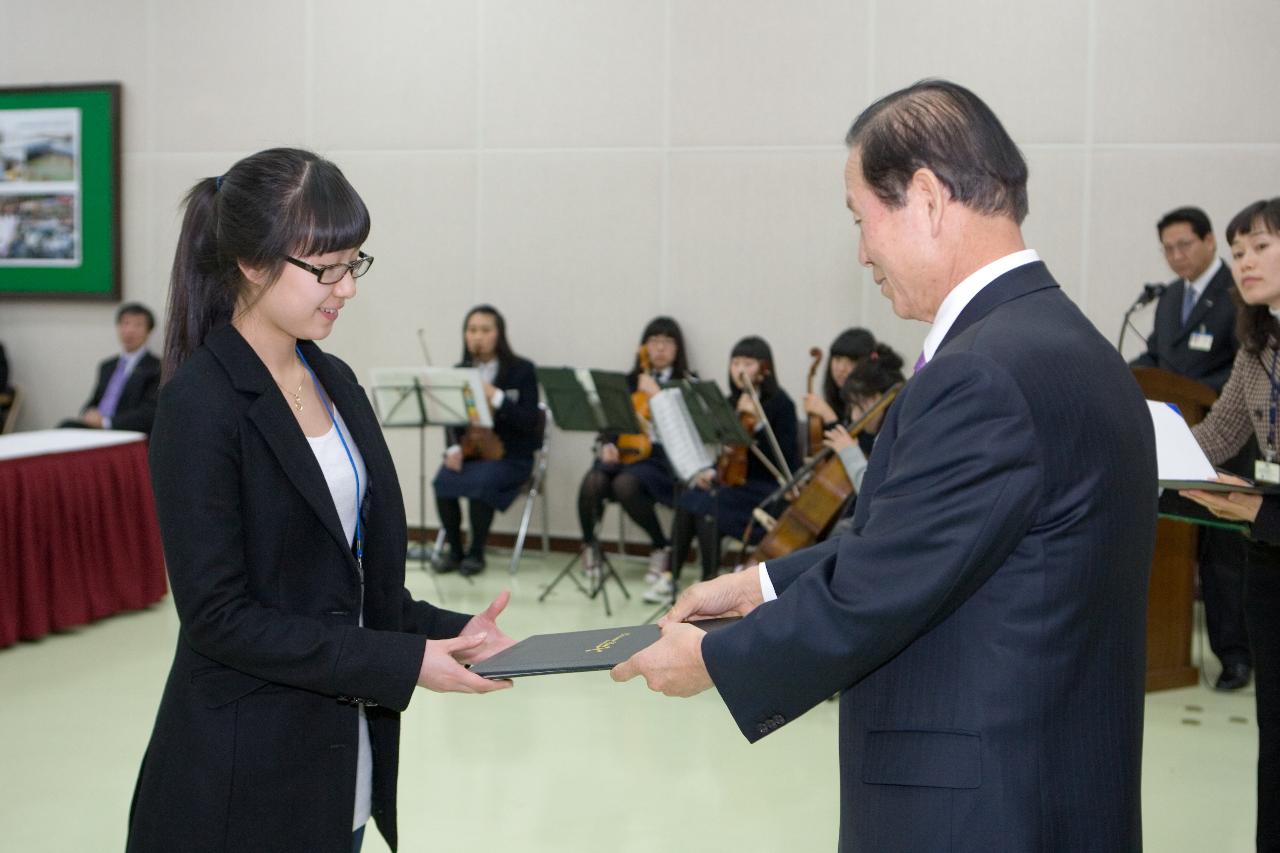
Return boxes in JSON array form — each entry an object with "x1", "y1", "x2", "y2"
[
  {"x1": 460, "y1": 380, "x2": 505, "y2": 461},
  {"x1": 616, "y1": 345, "x2": 655, "y2": 465},
  {"x1": 716, "y1": 409, "x2": 756, "y2": 487},
  {"x1": 717, "y1": 366, "x2": 783, "y2": 488},
  {"x1": 805, "y1": 347, "x2": 824, "y2": 458}
]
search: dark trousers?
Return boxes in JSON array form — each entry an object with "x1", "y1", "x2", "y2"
[
  {"x1": 1201, "y1": 525, "x2": 1253, "y2": 668},
  {"x1": 1245, "y1": 541, "x2": 1280, "y2": 852}
]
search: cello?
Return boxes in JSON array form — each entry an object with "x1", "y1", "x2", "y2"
[
  {"x1": 743, "y1": 381, "x2": 904, "y2": 565},
  {"x1": 805, "y1": 347, "x2": 825, "y2": 459}
]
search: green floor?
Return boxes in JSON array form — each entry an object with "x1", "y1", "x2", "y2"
[{"x1": 0, "y1": 550, "x2": 1259, "y2": 852}]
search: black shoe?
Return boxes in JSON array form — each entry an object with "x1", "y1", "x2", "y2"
[
  {"x1": 433, "y1": 552, "x2": 462, "y2": 574},
  {"x1": 1215, "y1": 662, "x2": 1251, "y2": 691},
  {"x1": 460, "y1": 555, "x2": 486, "y2": 576}
]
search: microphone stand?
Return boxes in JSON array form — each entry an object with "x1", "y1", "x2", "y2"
[{"x1": 1117, "y1": 283, "x2": 1167, "y2": 357}]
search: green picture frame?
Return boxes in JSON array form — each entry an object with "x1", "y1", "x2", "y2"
[{"x1": 0, "y1": 82, "x2": 121, "y2": 300}]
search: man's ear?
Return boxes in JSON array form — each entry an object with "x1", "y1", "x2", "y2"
[{"x1": 909, "y1": 168, "x2": 949, "y2": 237}]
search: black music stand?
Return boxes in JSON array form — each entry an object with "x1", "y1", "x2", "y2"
[
  {"x1": 535, "y1": 367, "x2": 640, "y2": 617},
  {"x1": 370, "y1": 368, "x2": 484, "y2": 595},
  {"x1": 643, "y1": 380, "x2": 750, "y2": 622}
]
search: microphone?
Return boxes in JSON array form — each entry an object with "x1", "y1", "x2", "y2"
[
  {"x1": 1118, "y1": 282, "x2": 1168, "y2": 353},
  {"x1": 1136, "y1": 282, "x2": 1167, "y2": 307}
]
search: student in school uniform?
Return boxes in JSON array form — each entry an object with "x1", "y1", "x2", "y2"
[
  {"x1": 577, "y1": 316, "x2": 693, "y2": 585},
  {"x1": 644, "y1": 335, "x2": 799, "y2": 603},
  {"x1": 433, "y1": 305, "x2": 540, "y2": 576}
]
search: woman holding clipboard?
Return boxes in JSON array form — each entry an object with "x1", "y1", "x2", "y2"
[{"x1": 1181, "y1": 197, "x2": 1280, "y2": 852}]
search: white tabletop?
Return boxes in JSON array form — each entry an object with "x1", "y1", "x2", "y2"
[{"x1": 0, "y1": 429, "x2": 147, "y2": 462}]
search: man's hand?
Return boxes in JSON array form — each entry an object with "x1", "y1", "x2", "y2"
[
  {"x1": 1182, "y1": 474, "x2": 1263, "y2": 524},
  {"x1": 417, "y1": 634, "x2": 513, "y2": 694},
  {"x1": 659, "y1": 570, "x2": 763, "y2": 626},
  {"x1": 691, "y1": 468, "x2": 716, "y2": 490},
  {"x1": 444, "y1": 446, "x2": 464, "y2": 472},
  {"x1": 81, "y1": 408, "x2": 104, "y2": 428},
  {"x1": 610, "y1": 621, "x2": 712, "y2": 697},
  {"x1": 454, "y1": 591, "x2": 517, "y2": 665}
]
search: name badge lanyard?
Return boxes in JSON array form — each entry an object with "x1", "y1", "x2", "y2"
[
  {"x1": 296, "y1": 346, "x2": 365, "y2": 578},
  {"x1": 1266, "y1": 349, "x2": 1280, "y2": 465}
]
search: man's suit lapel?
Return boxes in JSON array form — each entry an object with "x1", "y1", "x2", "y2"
[
  {"x1": 938, "y1": 261, "x2": 1059, "y2": 352},
  {"x1": 206, "y1": 326, "x2": 359, "y2": 574},
  {"x1": 120, "y1": 352, "x2": 158, "y2": 405},
  {"x1": 1173, "y1": 262, "x2": 1233, "y2": 341}
]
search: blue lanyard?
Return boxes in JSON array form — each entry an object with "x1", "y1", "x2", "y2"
[
  {"x1": 295, "y1": 346, "x2": 364, "y2": 573},
  {"x1": 1266, "y1": 349, "x2": 1280, "y2": 462}
]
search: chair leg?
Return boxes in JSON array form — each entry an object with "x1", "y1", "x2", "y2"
[
  {"x1": 510, "y1": 487, "x2": 537, "y2": 576},
  {"x1": 539, "y1": 475, "x2": 551, "y2": 556}
]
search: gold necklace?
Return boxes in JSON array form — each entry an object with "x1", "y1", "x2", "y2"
[
  {"x1": 284, "y1": 377, "x2": 304, "y2": 412},
  {"x1": 277, "y1": 364, "x2": 305, "y2": 413}
]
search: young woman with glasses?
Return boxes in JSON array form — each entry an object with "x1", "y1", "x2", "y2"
[{"x1": 127, "y1": 148, "x2": 516, "y2": 853}]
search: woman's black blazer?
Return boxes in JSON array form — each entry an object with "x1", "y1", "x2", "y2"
[{"x1": 127, "y1": 324, "x2": 472, "y2": 853}]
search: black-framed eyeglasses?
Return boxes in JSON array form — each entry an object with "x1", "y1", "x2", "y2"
[{"x1": 285, "y1": 251, "x2": 374, "y2": 285}]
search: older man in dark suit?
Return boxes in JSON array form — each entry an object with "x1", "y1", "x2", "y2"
[
  {"x1": 1132, "y1": 206, "x2": 1252, "y2": 690},
  {"x1": 614, "y1": 80, "x2": 1157, "y2": 852},
  {"x1": 61, "y1": 302, "x2": 161, "y2": 434}
]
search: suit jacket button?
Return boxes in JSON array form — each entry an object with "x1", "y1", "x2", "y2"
[
  {"x1": 773, "y1": 715, "x2": 785, "y2": 726},
  {"x1": 757, "y1": 723, "x2": 770, "y2": 734}
]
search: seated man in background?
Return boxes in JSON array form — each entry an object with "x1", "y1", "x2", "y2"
[{"x1": 61, "y1": 303, "x2": 161, "y2": 435}]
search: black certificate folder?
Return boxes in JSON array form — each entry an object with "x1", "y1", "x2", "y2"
[{"x1": 470, "y1": 618, "x2": 740, "y2": 679}]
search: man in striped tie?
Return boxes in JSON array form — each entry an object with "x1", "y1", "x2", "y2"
[{"x1": 62, "y1": 303, "x2": 161, "y2": 434}]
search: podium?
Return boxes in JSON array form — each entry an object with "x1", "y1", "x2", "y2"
[{"x1": 1134, "y1": 367, "x2": 1219, "y2": 691}]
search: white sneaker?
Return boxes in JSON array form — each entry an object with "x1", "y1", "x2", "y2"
[
  {"x1": 645, "y1": 547, "x2": 670, "y2": 585},
  {"x1": 642, "y1": 573, "x2": 673, "y2": 604}
]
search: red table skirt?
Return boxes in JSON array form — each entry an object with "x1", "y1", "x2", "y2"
[{"x1": 0, "y1": 439, "x2": 168, "y2": 648}]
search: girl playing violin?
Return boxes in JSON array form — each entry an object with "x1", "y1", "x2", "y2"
[
  {"x1": 644, "y1": 335, "x2": 799, "y2": 603},
  {"x1": 577, "y1": 316, "x2": 691, "y2": 584},
  {"x1": 433, "y1": 305, "x2": 540, "y2": 576}
]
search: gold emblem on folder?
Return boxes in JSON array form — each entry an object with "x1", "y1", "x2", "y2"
[{"x1": 586, "y1": 632, "x2": 630, "y2": 654}]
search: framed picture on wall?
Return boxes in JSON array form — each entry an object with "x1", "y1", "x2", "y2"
[{"x1": 0, "y1": 82, "x2": 121, "y2": 300}]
